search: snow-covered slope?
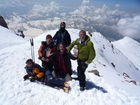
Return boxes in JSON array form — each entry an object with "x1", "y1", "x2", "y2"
[
  {"x1": 0, "y1": 26, "x2": 25, "y2": 49},
  {"x1": 113, "y1": 37, "x2": 140, "y2": 71},
  {"x1": 0, "y1": 27, "x2": 140, "y2": 105}
]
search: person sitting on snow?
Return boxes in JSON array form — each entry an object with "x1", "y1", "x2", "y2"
[
  {"x1": 38, "y1": 34, "x2": 56, "y2": 73},
  {"x1": 24, "y1": 59, "x2": 70, "y2": 92},
  {"x1": 23, "y1": 59, "x2": 44, "y2": 82}
]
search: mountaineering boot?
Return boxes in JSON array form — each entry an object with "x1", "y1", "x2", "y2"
[
  {"x1": 80, "y1": 87, "x2": 85, "y2": 91},
  {"x1": 63, "y1": 81, "x2": 70, "y2": 93}
]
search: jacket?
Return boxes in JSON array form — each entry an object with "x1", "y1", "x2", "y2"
[
  {"x1": 25, "y1": 63, "x2": 44, "y2": 76},
  {"x1": 51, "y1": 50, "x2": 75, "y2": 76},
  {"x1": 67, "y1": 35, "x2": 96, "y2": 64},
  {"x1": 53, "y1": 29, "x2": 71, "y2": 47},
  {"x1": 38, "y1": 41, "x2": 56, "y2": 58}
]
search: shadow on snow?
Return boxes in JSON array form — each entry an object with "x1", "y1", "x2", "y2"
[{"x1": 86, "y1": 81, "x2": 108, "y2": 93}]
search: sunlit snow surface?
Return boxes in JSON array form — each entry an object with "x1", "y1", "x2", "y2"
[{"x1": 0, "y1": 26, "x2": 140, "y2": 105}]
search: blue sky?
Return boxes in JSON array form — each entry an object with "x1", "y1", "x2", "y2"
[
  {"x1": 92, "y1": 0, "x2": 140, "y2": 12},
  {"x1": 0, "y1": 0, "x2": 140, "y2": 15},
  {"x1": 92, "y1": 0, "x2": 140, "y2": 6}
]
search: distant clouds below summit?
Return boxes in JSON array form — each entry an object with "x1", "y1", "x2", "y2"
[{"x1": 1, "y1": 0, "x2": 140, "y2": 40}]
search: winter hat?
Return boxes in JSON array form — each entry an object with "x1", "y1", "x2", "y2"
[
  {"x1": 26, "y1": 59, "x2": 33, "y2": 64},
  {"x1": 60, "y1": 22, "x2": 66, "y2": 28},
  {"x1": 46, "y1": 34, "x2": 52, "y2": 39}
]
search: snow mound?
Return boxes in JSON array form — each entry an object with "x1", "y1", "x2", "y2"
[
  {"x1": 92, "y1": 33, "x2": 140, "y2": 82},
  {"x1": 113, "y1": 37, "x2": 140, "y2": 71},
  {"x1": 0, "y1": 28, "x2": 140, "y2": 105},
  {"x1": 0, "y1": 26, "x2": 25, "y2": 49}
]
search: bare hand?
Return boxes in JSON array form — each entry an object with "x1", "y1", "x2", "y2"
[
  {"x1": 42, "y1": 57, "x2": 46, "y2": 61},
  {"x1": 45, "y1": 58, "x2": 49, "y2": 62},
  {"x1": 46, "y1": 48, "x2": 53, "y2": 57},
  {"x1": 85, "y1": 61, "x2": 89, "y2": 65}
]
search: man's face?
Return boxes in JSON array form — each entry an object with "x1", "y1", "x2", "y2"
[
  {"x1": 26, "y1": 61, "x2": 33, "y2": 68},
  {"x1": 60, "y1": 23, "x2": 66, "y2": 29},
  {"x1": 79, "y1": 32, "x2": 86, "y2": 41},
  {"x1": 46, "y1": 38, "x2": 52, "y2": 44},
  {"x1": 59, "y1": 44, "x2": 65, "y2": 52}
]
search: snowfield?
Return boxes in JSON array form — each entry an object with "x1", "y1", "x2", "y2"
[
  {"x1": 0, "y1": 26, "x2": 140, "y2": 105},
  {"x1": 113, "y1": 37, "x2": 140, "y2": 71},
  {"x1": 0, "y1": 26, "x2": 25, "y2": 49}
]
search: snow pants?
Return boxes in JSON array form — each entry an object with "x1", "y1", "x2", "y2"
[
  {"x1": 42, "y1": 61, "x2": 53, "y2": 72},
  {"x1": 77, "y1": 60, "x2": 88, "y2": 87}
]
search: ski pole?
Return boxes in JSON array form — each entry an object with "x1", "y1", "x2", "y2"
[{"x1": 30, "y1": 38, "x2": 35, "y2": 62}]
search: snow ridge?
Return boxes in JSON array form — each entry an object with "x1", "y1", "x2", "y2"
[{"x1": 0, "y1": 27, "x2": 140, "y2": 105}]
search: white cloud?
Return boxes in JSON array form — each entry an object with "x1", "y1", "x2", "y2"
[
  {"x1": 71, "y1": 0, "x2": 126, "y2": 25},
  {"x1": 81, "y1": 0, "x2": 90, "y2": 6},
  {"x1": 9, "y1": 0, "x2": 25, "y2": 7},
  {"x1": 29, "y1": 1, "x2": 60, "y2": 18},
  {"x1": 69, "y1": 0, "x2": 140, "y2": 40},
  {"x1": 7, "y1": 13, "x2": 23, "y2": 24},
  {"x1": 6, "y1": 0, "x2": 140, "y2": 40},
  {"x1": 71, "y1": 0, "x2": 92, "y2": 16},
  {"x1": 117, "y1": 15, "x2": 140, "y2": 39},
  {"x1": 115, "y1": 4, "x2": 120, "y2": 8}
]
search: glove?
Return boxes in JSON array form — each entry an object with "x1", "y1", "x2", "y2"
[
  {"x1": 23, "y1": 75, "x2": 29, "y2": 81},
  {"x1": 38, "y1": 56, "x2": 42, "y2": 60}
]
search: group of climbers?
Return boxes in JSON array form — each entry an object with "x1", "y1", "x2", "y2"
[{"x1": 24, "y1": 22, "x2": 96, "y2": 91}]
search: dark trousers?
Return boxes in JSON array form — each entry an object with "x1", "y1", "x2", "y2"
[
  {"x1": 77, "y1": 60, "x2": 88, "y2": 87},
  {"x1": 46, "y1": 78, "x2": 65, "y2": 88},
  {"x1": 42, "y1": 61, "x2": 53, "y2": 72}
]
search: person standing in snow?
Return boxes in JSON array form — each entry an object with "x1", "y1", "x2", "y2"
[
  {"x1": 53, "y1": 22, "x2": 71, "y2": 47},
  {"x1": 38, "y1": 35, "x2": 56, "y2": 73},
  {"x1": 67, "y1": 30, "x2": 96, "y2": 91}
]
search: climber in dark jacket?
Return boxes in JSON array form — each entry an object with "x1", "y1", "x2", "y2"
[
  {"x1": 53, "y1": 22, "x2": 71, "y2": 47},
  {"x1": 51, "y1": 43, "x2": 76, "y2": 81},
  {"x1": 38, "y1": 34, "x2": 56, "y2": 72}
]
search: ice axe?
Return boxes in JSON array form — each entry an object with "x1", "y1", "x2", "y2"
[{"x1": 30, "y1": 38, "x2": 35, "y2": 62}]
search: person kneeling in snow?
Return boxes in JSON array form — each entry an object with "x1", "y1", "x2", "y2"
[
  {"x1": 23, "y1": 59, "x2": 45, "y2": 82},
  {"x1": 50, "y1": 43, "x2": 76, "y2": 81}
]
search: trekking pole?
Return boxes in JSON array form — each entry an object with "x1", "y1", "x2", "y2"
[{"x1": 30, "y1": 38, "x2": 35, "y2": 62}]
